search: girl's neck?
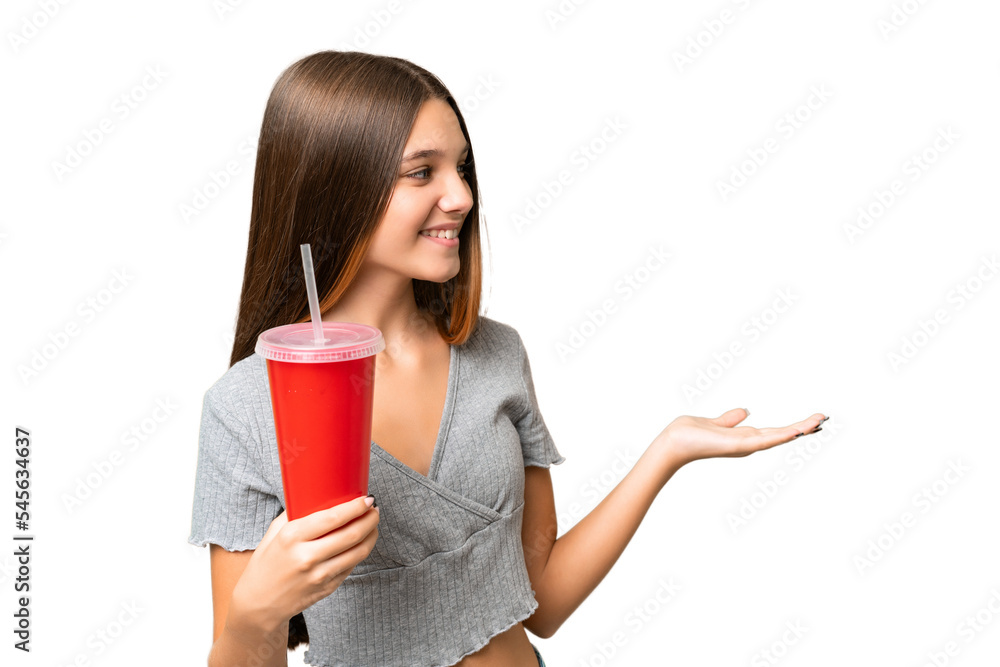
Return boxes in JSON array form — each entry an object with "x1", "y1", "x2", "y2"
[{"x1": 321, "y1": 273, "x2": 441, "y2": 366}]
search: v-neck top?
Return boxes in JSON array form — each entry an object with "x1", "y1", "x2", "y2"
[{"x1": 188, "y1": 315, "x2": 565, "y2": 667}]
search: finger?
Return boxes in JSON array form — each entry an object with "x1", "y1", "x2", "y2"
[
  {"x1": 742, "y1": 419, "x2": 825, "y2": 452},
  {"x1": 291, "y1": 495, "x2": 375, "y2": 542},
  {"x1": 787, "y1": 413, "x2": 827, "y2": 433},
  {"x1": 315, "y1": 519, "x2": 380, "y2": 581},
  {"x1": 743, "y1": 425, "x2": 804, "y2": 443},
  {"x1": 750, "y1": 414, "x2": 826, "y2": 438},
  {"x1": 710, "y1": 407, "x2": 750, "y2": 428},
  {"x1": 718, "y1": 413, "x2": 827, "y2": 458},
  {"x1": 311, "y1": 505, "x2": 380, "y2": 560},
  {"x1": 257, "y1": 509, "x2": 288, "y2": 551}
]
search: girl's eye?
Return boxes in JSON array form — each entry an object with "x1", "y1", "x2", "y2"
[{"x1": 405, "y1": 161, "x2": 473, "y2": 181}]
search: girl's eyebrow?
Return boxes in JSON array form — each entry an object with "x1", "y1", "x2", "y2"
[{"x1": 401, "y1": 143, "x2": 470, "y2": 163}]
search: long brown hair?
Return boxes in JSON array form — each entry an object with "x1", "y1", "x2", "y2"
[
  {"x1": 230, "y1": 50, "x2": 484, "y2": 369},
  {"x1": 226, "y1": 51, "x2": 486, "y2": 648}
]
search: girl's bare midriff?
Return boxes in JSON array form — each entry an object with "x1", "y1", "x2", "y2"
[{"x1": 453, "y1": 621, "x2": 539, "y2": 667}]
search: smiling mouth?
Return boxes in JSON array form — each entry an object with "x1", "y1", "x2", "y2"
[{"x1": 419, "y1": 229, "x2": 459, "y2": 240}]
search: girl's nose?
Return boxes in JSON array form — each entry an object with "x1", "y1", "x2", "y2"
[{"x1": 438, "y1": 169, "x2": 474, "y2": 216}]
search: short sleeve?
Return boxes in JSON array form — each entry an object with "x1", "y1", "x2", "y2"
[
  {"x1": 187, "y1": 388, "x2": 283, "y2": 552},
  {"x1": 514, "y1": 333, "x2": 566, "y2": 468}
]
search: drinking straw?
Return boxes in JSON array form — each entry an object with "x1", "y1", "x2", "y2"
[{"x1": 300, "y1": 244, "x2": 325, "y2": 345}]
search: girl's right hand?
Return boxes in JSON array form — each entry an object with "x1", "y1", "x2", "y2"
[{"x1": 226, "y1": 495, "x2": 380, "y2": 638}]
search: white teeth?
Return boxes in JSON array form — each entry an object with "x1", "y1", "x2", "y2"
[{"x1": 421, "y1": 228, "x2": 458, "y2": 239}]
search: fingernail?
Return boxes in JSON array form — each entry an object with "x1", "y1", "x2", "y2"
[
  {"x1": 744, "y1": 408, "x2": 751, "y2": 416},
  {"x1": 821, "y1": 416, "x2": 829, "y2": 423},
  {"x1": 793, "y1": 432, "x2": 805, "y2": 439},
  {"x1": 365, "y1": 495, "x2": 375, "y2": 508},
  {"x1": 812, "y1": 427, "x2": 823, "y2": 434}
]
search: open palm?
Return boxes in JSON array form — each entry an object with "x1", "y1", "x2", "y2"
[{"x1": 657, "y1": 408, "x2": 827, "y2": 468}]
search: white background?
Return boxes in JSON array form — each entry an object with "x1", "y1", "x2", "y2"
[{"x1": 3, "y1": 0, "x2": 999, "y2": 665}]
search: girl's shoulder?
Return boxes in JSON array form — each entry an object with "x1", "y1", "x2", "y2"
[
  {"x1": 201, "y1": 353, "x2": 270, "y2": 422},
  {"x1": 466, "y1": 313, "x2": 524, "y2": 356}
]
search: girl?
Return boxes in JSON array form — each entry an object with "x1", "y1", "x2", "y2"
[{"x1": 188, "y1": 50, "x2": 826, "y2": 667}]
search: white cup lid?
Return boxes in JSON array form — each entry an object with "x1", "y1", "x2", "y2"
[{"x1": 255, "y1": 322, "x2": 385, "y2": 363}]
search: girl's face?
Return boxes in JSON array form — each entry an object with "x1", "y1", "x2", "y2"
[{"x1": 364, "y1": 98, "x2": 474, "y2": 285}]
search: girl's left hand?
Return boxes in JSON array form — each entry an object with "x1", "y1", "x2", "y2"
[{"x1": 653, "y1": 408, "x2": 827, "y2": 470}]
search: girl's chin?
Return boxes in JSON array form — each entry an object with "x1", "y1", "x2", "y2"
[{"x1": 416, "y1": 263, "x2": 461, "y2": 284}]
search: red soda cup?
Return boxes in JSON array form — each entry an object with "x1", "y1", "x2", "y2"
[{"x1": 255, "y1": 322, "x2": 385, "y2": 521}]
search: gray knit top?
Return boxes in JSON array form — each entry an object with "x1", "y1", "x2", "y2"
[{"x1": 188, "y1": 315, "x2": 566, "y2": 667}]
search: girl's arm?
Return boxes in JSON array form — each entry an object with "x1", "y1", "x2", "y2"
[
  {"x1": 204, "y1": 497, "x2": 380, "y2": 665},
  {"x1": 521, "y1": 408, "x2": 825, "y2": 638},
  {"x1": 208, "y1": 547, "x2": 289, "y2": 667},
  {"x1": 520, "y1": 442, "x2": 673, "y2": 639}
]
